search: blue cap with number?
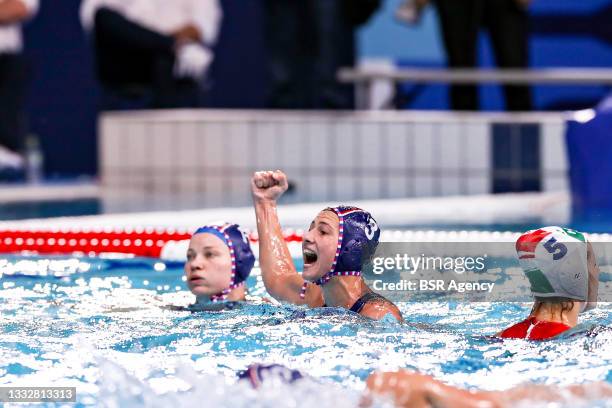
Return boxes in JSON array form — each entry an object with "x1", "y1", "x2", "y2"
[
  {"x1": 329, "y1": 206, "x2": 380, "y2": 273},
  {"x1": 307, "y1": 206, "x2": 380, "y2": 286}
]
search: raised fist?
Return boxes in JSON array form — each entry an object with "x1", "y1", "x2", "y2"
[{"x1": 251, "y1": 170, "x2": 289, "y2": 203}]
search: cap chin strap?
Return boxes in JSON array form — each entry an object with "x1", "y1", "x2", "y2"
[
  {"x1": 299, "y1": 272, "x2": 361, "y2": 299},
  {"x1": 210, "y1": 281, "x2": 244, "y2": 302},
  {"x1": 299, "y1": 207, "x2": 361, "y2": 299}
]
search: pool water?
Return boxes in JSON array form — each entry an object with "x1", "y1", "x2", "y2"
[{"x1": 0, "y1": 255, "x2": 611, "y2": 407}]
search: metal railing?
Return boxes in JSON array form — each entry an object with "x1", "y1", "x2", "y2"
[{"x1": 338, "y1": 67, "x2": 612, "y2": 109}]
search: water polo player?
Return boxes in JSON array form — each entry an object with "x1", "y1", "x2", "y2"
[
  {"x1": 185, "y1": 223, "x2": 255, "y2": 303},
  {"x1": 251, "y1": 170, "x2": 402, "y2": 321},
  {"x1": 500, "y1": 226, "x2": 600, "y2": 340}
]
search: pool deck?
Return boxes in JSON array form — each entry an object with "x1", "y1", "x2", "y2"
[
  {"x1": 0, "y1": 190, "x2": 569, "y2": 231},
  {"x1": 0, "y1": 182, "x2": 100, "y2": 204}
]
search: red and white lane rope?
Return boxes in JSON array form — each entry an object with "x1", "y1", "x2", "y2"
[
  {"x1": 0, "y1": 227, "x2": 305, "y2": 258},
  {"x1": 1, "y1": 226, "x2": 610, "y2": 259}
]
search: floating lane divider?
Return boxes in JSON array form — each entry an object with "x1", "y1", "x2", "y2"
[
  {"x1": 0, "y1": 228, "x2": 305, "y2": 258},
  {"x1": 2, "y1": 226, "x2": 609, "y2": 259}
]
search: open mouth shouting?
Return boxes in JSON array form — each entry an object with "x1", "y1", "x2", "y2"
[{"x1": 303, "y1": 248, "x2": 318, "y2": 270}]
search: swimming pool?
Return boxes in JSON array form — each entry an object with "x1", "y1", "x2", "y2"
[{"x1": 0, "y1": 252, "x2": 610, "y2": 407}]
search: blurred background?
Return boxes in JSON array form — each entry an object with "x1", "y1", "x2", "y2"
[{"x1": 1, "y1": 0, "x2": 612, "y2": 231}]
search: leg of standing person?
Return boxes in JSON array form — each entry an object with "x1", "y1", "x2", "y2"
[
  {"x1": 150, "y1": 53, "x2": 178, "y2": 108},
  {"x1": 311, "y1": 0, "x2": 355, "y2": 110},
  {"x1": 93, "y1": 7, "x2": 197, "y2": 109},
  {"x1": 0, "y1": 53, "x2": 27, "y2": 155},
  {"x1": 150, "y1": 52, "x2": 200, "y2": 108},
  {"x1": 264, "y1": 0, "x2": 315, "y2": 109},
  {"x1": 485, "y1": 0, "x2": 532, "y2": 111},
  {"x1": 433, "y1": 0, "x2": 482, "y2": 111}
]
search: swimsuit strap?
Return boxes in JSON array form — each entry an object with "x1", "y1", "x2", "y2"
[
  {"x1": 349, "y1": 291, "x2": 387, "y2": 314},
  {"x1": 299, "y1": 289, "x2": 387, "y2": 315}
]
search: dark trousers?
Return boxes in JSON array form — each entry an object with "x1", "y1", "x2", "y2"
[
  {"x1": 0, "y1": 54, "x2": 27, "y2": 152},
  {"x1": 93, "y1": 7, "x2": 199, "y2": 110},
  {"x1": 434, "y1": 0, "x2": 532, "y2": 111},
  {"x1": 264, "y1": 0, "x2": 355, "y2": 109}
]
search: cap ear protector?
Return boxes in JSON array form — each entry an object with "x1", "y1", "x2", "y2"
[
  {"x1": 329, "y1": 206, "x2": 381, "y2": 273},
  {"x1": 193, "y1": 223, "x2": 255, "y2": 301},
  {"x1": 516, "y1": 226, "x2": 596, "y2": 313},
  {"x1": 582, "y1": 242, "x2": 600, "y2": 313}
]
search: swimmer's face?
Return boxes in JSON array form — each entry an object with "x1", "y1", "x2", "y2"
[
  {"x1": 184, "y1": 233, "x2": 233, "y2": 297},
  {"x1": 302, "y1": 210, "x2": 339, "y2": 281}
]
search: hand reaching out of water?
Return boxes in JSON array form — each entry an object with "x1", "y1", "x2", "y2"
[
  {"x1": 251, "y1": 170, "x2": 288, "y2": 204},
  {"x1": 365, "y1": 370, "x2": 502, "y2": 408},
  {"x1": 365, "y1": 371, "x2": 432, "y2": 408}
]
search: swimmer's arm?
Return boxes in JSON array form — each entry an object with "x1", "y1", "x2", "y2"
[
  {"x1": 500, "y1": 382, "x2": 612, "y2": 405},
  {"x1": 367, "y1": 371, "x2": 612, "y2": 407},
  {"x1": 360, "y1": 301, "x2": 404, "y2": 322},
  {"x1": 365, "y1": 370, "x2": 502, "y2": 408},
  {"x1": 252, "y1": 171, "x2": 324, "y2": 307},
  {"x1": 253, "y1": 198, "x2": 323, "y2": 307}
]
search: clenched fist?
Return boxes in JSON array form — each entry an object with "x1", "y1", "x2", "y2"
[{"x1": 251, "y1": 170, "x2": 289, "y2": 203}]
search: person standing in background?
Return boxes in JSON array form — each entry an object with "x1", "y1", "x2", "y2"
[
  {"x1": 420, "y1": 0, "x2": 532, "y2": 111},
  {"x1": 0, "y1": 0, "x2": 37, "y2": 177},
  {"x1": 264, "y1": 0, "x2": 380, "y2": 110},
  {"x1": 80, "y1": 0, "x2": 221, "y2": 110}
]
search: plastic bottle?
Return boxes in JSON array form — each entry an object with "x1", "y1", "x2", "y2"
[{"x1": 25, "y1": 134, "x2": 43, "y2": 184}]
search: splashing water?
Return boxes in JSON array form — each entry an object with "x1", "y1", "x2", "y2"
[{"x1": 0, "y1": 255, "x2": 610, "y2": 407}]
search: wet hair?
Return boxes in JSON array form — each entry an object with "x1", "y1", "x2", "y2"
[{"x1": 531, "y1": 297, "x2": 575, "y2": 316}]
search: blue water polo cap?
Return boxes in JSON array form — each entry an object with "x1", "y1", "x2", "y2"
[
  {"x1": 193, "y1": 223, "x2": 255, "y2": 299},
  {"x1": 329, "y1": 206, "x2": 380, "y2": 273},
  {"x1": 238, "y1": 364, "x2": 304, "y2": 389},
  {"x1": 312, "y1": 206, "x2": 380, "y2": 286},
  {"x1": 299, "y1": 206, "x2": 381, "y2": 297}
]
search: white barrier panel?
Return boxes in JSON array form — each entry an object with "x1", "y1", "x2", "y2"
[{"x1": 99, "y1": 110, "x2": 568, "y2": 212}]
